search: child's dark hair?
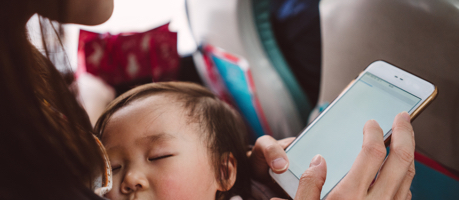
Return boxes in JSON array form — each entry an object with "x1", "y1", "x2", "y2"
[{"x1": 94, "y1": 82, "x2": 251, "y2": 200}]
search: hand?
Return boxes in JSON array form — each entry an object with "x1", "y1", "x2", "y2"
[
  {"x1": 275, "y1": 112, "x2": 415, "y2": 200},
  {"x1": 249, "y1": 136, "x2": 295, "y2": 182}
]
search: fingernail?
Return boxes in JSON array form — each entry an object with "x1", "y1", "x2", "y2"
[
  {"x1": 400, "y1": 111, "x2": 410, "y2": 122},
  {"x1": 272, "y1": 158, "x2": 288, "y2": 171},
  {"x1": 310, "y1": 154, "x2": 322, "y2": 167},
  {"x1": 369, "y1": 119, "x2": 379, "y2": 125}
]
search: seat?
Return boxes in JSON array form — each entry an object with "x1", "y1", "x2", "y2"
[
  {"x1": 319, "y1": 0, "x2": 459, "y2": 173},
  {"x1": 251, "y1": 0, "x2": 312, "y2": 123},
  {"x1": 186, "y1": 0, "x2": 312, "y2": 139}
]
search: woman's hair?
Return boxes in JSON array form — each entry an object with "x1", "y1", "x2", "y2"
[
  {"x1": 0, "y1": 1, "x2": 105, "y2": 199},
  {"x1": 95, "y1": 82, "x2": 252, "y2": 200}
]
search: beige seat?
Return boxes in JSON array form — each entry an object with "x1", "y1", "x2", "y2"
[
  {"x1": 187, "y1": 0, "x2": 308, "y2": 138},
  {"x1": 319, "y1": 0, "x2": 459, "y2": 172}
]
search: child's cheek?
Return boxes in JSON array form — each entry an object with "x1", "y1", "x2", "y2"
[
  {"x1": 104, "y1": 176, "x2": 122, "y2": 200},
  {"x1": 155, "y1": 163, "x2": 212, "y2": 200},
  {"x1": 155, "y1": 172, "x2": 195, "y2": 199}
]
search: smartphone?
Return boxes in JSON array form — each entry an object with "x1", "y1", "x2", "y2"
[{"x1": 269, "y1": 60, "x2": 437, "y2": 199}]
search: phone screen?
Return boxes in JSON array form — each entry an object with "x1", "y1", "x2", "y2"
[{"x1": 286, "y1": 72, "x2": 421, "y2": 198}]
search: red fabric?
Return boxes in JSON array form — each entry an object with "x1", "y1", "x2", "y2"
[
  {"x1": 415, "y1": 151, "x2": 459, "y2": 181},
  {"x1": 77, "y1": 24, "x2": 180, "y2": 86}
]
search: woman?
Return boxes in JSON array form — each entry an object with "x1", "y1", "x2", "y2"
[
  {"x1": 0, "y1": 0, "x2": 113, "y2": 199},
  {"x1": 0, "y1": 0, "x2": 416, "y2": 199}
]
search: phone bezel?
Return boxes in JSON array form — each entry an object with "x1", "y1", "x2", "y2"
[{"x1": 269, "y1": 60, "x2": 437, "y2": 199}]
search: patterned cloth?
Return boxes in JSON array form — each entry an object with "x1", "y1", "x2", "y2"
[{"x1": 77, "y1": 24, "x2": 180, "y2": 86}]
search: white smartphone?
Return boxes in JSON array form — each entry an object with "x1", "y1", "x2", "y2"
[{"x1": 269, "y1": 61, "x2": 437, "y2": 199}]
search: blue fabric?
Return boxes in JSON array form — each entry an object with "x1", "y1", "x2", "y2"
[
  {"x1": 270, "y1": 0, "x2": 322, "y2": 107},
  {"x1": 276, "y1": 0, "x2": 310, "y2": 20}
]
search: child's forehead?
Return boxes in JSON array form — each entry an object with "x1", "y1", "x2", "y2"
[
  {"x1": 103, "y1": 93, "x2": 201, "y2": 142},
  {"x1": 132, "y1": 93, "x2": 181, "y2": 107},
  {"x1": 111, "y1": 94, "x2": 183, "y2": 123},
  {"x1": 118, "y1": 93, "x2": 185, "y2": 115}
]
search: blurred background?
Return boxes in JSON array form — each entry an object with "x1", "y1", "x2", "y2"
[
  {"x1": 27, "y1": 0, "x2": 459, "y2": 198},
  {"x1": 28, "y1": 0, "x2": 196, "y2": 68}
]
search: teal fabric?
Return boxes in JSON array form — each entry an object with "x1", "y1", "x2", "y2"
[
  {"x1": 411, "y1": 161, "x2": 459, "y2": 200},
  {"x1": 318, "y1": 102, "x2": 329, "y2": 113},
  {"x1": 252, "y1": 0, "x2": 311, "y2": 124},
  {"x1": 211, "y1": 55, "x2": 267, "y2": 138}
]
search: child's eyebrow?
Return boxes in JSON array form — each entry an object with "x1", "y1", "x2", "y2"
[{"x1": 135, "y1": 133, "x2": 175, "y2": 146}]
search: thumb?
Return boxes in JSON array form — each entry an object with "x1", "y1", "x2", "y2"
[{"x1": 295, "y1": 155, "x2": 327, "y2": 200}]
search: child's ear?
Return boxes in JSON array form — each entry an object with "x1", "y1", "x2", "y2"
[{"x1": 217, "y1": 152, "x2": 237, "y2": 192}]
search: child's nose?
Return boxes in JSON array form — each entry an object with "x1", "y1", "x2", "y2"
[{"x1": 121, "y1": 171, "x2": 150, "y2": 194}]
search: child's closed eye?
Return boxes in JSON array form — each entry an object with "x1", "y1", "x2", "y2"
[
  {"x1": 109, "y1": 155, "x2": 173, "y2": 172},
  {"x1": 148, "y1": 154, "x2": 173, "y2": 161},
  {"x1": 111, "y1": 165, "x2": 121, "y2": 172}
]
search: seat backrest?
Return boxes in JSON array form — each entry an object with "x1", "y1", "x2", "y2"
[
  {"x1": 252, "y1": 0, "x2": 312, "y2": 123},
  {"x1": 186, "y1": 0, "x2": 309, "y2": 138},
  {"x1": 319, "y1": 0, "x2": 459, "y2": 171}
]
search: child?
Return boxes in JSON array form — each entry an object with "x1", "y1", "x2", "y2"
[{"x1": 94, "y1": 82, "x2": 252, "y2": 200}]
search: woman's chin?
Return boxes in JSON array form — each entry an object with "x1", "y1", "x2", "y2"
[{"x1": 64, "y1": 0, "x2": 114, "y2": 25}]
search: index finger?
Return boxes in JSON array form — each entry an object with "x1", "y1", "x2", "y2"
[
  {"x1": 337, "y1": 119, "x2": 387, "y2": 194},
  {"x1": 370, "y1": 112, "x2": 415, "y2": 198}
]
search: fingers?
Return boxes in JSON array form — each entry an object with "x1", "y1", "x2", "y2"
[
  {"x1": 278, "y1": 137, "x2": 295, "y2": 149},
  {"x1": 370, "y1": 112, "x2": 415, "y2": 198},
  {"x1": 295, "y1": 155, "x2": 327, "y2": 200},
  {"x1": 393, "y1": 161, "x2": 415, "y2": 200},
  {"x1": 250, "y1": 136, "x2": 290, "y2": 179},
  {"x1": 406, "y1": 191, "x2": 412, "y2": 200},
  {"x1": 338, "y1": 119, "x2": 386, "y2": 193}
]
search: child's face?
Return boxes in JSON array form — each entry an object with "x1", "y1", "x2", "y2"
[{"x1": 101, "y1": 94, "x2": 220, "y2": 200}]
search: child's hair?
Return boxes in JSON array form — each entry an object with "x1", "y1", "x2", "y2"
[{"x1": 94, "y1": 82, "x2": 251, "y2": 200}]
